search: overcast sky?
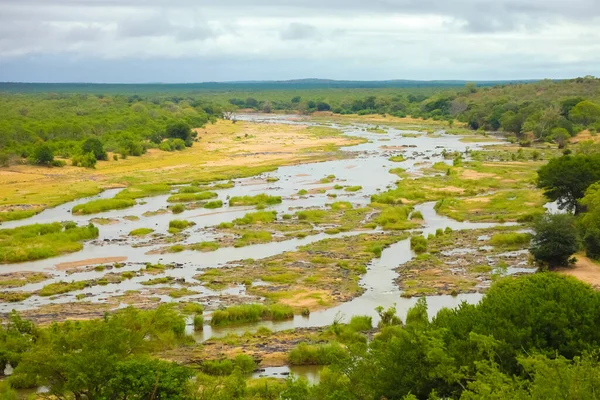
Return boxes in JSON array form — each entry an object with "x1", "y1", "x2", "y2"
[{"x1": 1, "y1": 0, "x2": 599, "y2": 83}]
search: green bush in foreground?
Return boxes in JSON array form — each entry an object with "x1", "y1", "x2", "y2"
[
  {"x1": 210, "y1": 304, "x2": 294, "y2": 326},
  {"x1": 72, "y1": 198, "x2": 136, "y2": 215},
  {"x1": 0, "y1": 222, "x2": 99, "y2": 263},
  {"x1": 288, "y1": 342, "x2": 348, "y2": 365}
]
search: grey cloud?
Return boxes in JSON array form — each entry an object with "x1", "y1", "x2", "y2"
[{"x1": 280, "y1": 23, "x2": 318, "y2": 40}]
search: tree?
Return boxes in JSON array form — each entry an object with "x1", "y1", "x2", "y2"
[
  {"x1": 165, "y1": 122, "x2": 195, "y2": 147},
  {"x1": 245, "y1": 97, "x2": 258, "y2": 108},
  {"x1": 579, "y1": 182, "x2": 600, "y2": 259},
  {"x1": 536, "y1": 154, "x2": 600, "y2": 213},
  {"x1": 569, "y1": 100, "x2": 600, "y2": 126},
  {"x1": 82, "y1": 138, "x2": 107, "y2": 161},
  {"x1": 550, "y1": 127, "x2": 570, "y2": 148},
  {"x1": 530, "y1": 213, "x2": 579, "y2": 268},
  {"x1": 31, "y1": 144, "x2": 54, "y2": 166}
]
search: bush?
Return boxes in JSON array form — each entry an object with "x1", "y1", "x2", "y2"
[
  {"x1": 232, "y1": 211, "x2": 277, "y2": 225},
  {"x1": 233, "y1": 230, "x2": 272, "y2": 247},
  {"x1": 171, "y1": 204, "x2": 185, "y2": 214},
  {"x1": 167, "y1": 192, "x2": 218, "y2": 203},
  {"x1": 82, "y1": 138, "x2": 107, "y2": 160},
  {"x1": 31, "y1": 144, "x2": 54, "y2": 166},
  {"x1": 531, "y1": 213, "x2": 579, "y2": 268},
  {"x1": 204, "y1": 200, "x2": 223, "y2": 209},
  {"x1": 72, "y1": 152, "x2": 97, "y2": 168},
  {"x1": 288, "y1": 342, "x2": 347, "y2": 365},
  {"x1": 410, "y1": 235, "x2": 428, "y2": 253},
  {"x1": 129, "y1": 228, "x2": 154, "y2": 236}
]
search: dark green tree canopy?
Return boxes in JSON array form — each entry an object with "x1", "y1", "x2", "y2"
[
  {"x1": 31, "y1": 144, "x2": 54, "y2": 166},
  {"x1": 537, "y1": 154, "x2": 600, "y2": 213},
  {"x1": 530, "y1": 213, "x2": 579, "y2": 268},
  {"x1": 165, "y1": 122, "x2": 195, "y2": 147},
  {"x1": 81, "y1": 137, "x2": 107, "y2": 160}
]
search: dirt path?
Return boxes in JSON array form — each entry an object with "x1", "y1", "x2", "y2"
[{"x1": 559, "y1": 254, "x2": 600, "y2": 288}]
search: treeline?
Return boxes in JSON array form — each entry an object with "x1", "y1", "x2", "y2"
[
  {"x1": 2, "y1": 273, "x2": 599, "y2": 399},
  {"x1": 231, "y1": 77, "x2": 600, "y2": 144},
  {"x1": 0, "y1": 93, "x2": 221, "y2": 167}
]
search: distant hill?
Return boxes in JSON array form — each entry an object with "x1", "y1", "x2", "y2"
[{"x1": 0, "y1": 79, "x2": 539, "y2": 93}]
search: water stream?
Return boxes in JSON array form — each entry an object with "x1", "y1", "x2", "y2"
[{"x1": 1, "y1": 115, "x2": 508, "y2": 338}]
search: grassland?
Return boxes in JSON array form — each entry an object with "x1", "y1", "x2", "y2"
[
  {"x1": 0, "y1": 120, "x2": 364, "y2": 221},
  {"x1": 0, "y1": 222, "x2": 99, "y2": 264}
]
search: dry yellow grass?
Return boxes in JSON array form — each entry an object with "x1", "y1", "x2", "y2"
[{"x1": 0, "y1": 120, "x2": 363, "y2": 220}]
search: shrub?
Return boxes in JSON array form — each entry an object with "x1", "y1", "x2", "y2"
[
  {"x1": 531, "y1": 214, "x2": 579, "y2": 268},
  {"x1": 82, "y1": 138, "x2": 108, "y2": 160},
  {"x1": 410, "y1": 235, "x2": 428, "y2": 253},
  {"x1": 204, "y1": 200, "x2": 223, "y2": 209},
  {"x1": 410, "y1": 211, "x2": 424, "y2": 220},
  {"x1": 31, "y1": 144, "x2": 54, "y2": 166},
  {"x1": 171, "y1": 204, "x2": 185, "y2": 214},
  {"x1": 288, "y1": 342, "x2": 348, "y2": 365}
]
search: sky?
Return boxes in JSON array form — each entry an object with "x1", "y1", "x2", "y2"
[{"x1": 1, "y1": 0, "x2": 599, "y2": 83}]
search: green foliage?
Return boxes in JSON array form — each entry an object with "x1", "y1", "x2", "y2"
[
  {"x1": 72, "y1": 198, "x2": 136, "y2": 214},
  {"x1": 168, "y1": 219, "x2": 195, "y2": 231},
  {"x1": 489, "y1": 232, "x2": 531, "y2": 249},
  {"x1": 232, "y1": 211, "x2": 277, "y2": 225},
  {"x1": 233, "y1": 230, "x2": 273, "y2": 247},
  {"x1": 204, "y1": 200, "x2": 223, "y2": 209},
  {"x1": 167, "y1": 191, "x2": 218, "y2": 203},
  {"x1": 569, "y1": 100, "x2": 600, "y2": 126},
  {"x1": 389, "y1": 155, "x2": 405, "y2": 162},
  {"x1": 166, "y1": 122, "x2": 195, "y2": 147},
  {"x1": 129, "y1": 227, "x2": 154, "y2": 236},
  {"x1": 531, "y1": 213, "x2": 579, "y2": 268},
  {"x1": 72, "y1": 151, "x2": 97, "y2": 168},
  {"x1": 81, "y1": 137, "x2": 108, "y2": 160},
  {"x1": 410, "y1": 235, "x2": 428, "y2": 253},
  {"x1": 580, "y1": 182, "x2": 600, "y2": 259},
  {"x1": 288, "y1": 342, "x2": 348, "y2": 365},
  {"x1": 537, "y1": 154, "x2": 600, "y2": 213},
  {"x1": 210, "y1": 304, "x2": 294, "y2": 326},
  {"x1": 0, "y1": 222, "x2": 98, "y2": 263},
  {"x1": 115, "y1": 184, "x2": 171, "y2": 200},
  {"x1": 171, "y1": 203, "x2": 185, "y2": 214},
  {"x1": 229, "y1": 194, "x2": 282, "y2": 206},
  {"x1": 12, "y1": 305, "x2": 189, "y2": 398},
  {"x1": 31, "y1": 144, "x2": 54, "y2": 165}
]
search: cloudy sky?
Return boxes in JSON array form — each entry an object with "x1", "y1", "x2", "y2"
[{"x1": 1, "y1": 0, "x2": 599, "y2": 83}]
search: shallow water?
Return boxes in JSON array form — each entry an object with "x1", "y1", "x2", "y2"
[{"x1": 0, "y1": 115, "x2": 506, "y2": 327}]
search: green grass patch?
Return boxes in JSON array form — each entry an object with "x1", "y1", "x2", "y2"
[
  {"x1": 129, "y1": 228, "x2": 154, "y2": 236},
  {"x1": 114, "y1": 184, "x2": 171, "y2": 200},
  {"x1": 232, "y1": 211, "x2": 277, "y2": 225},
  {"x1": 72, "y1": 198, "x2": 135, "y2": 215},
  {"x1": 168, "y1": 219, "x2": 195, "y2": 234},
  {"x1": 210, "y1": 303, "x2": 294, "y2": 326},
  {"x1": 0, "y1": 223, "x2": 99, "y2": 264},
  {"x1": 204, "y1": 200, "x2": 223, "y2": 209},
  {"x1": 344, "y1": 186, "x2": 362, "y2": 192},
  {"x1": 229, "y1": 194, "x2": 282, "y2": 207},
  {"x1": 167, "y1": 191, "x2": 218, "y2": 203},
  {"x1": 288, "y1": 342, "x2": 347, "y2": 365},
  {"x1": 233, "y1": 230, "x2": 272, "y2": 247},
  {"x1": 320, "y1": 174, "x2": 336, "y2": 183},
  {"x1": 191, "y1": 241, "x2": 220, "y2": 252},
  {"x1": 489, "y1": 232, "x2": 532, "y2": 249},
  {"x1": 374, "y1": 206, "x2": 415, "y2": 230},
  {"x1": 141, "y1": 276, "x2": 174, "y2": 286},
  {"x1": 39, "y1": 280, "x2": 89, "y2": 296},
  {"x1": 389, "y1": 155, "x2": 405, "y2": 162}
]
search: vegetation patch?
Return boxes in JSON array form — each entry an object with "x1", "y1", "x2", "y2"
[
  {"x1": 210, "y1": 304, "x2": 294, "y2": 326},
  {"x1": 0, "y1": 272, "x2": 50, "y2": 288},
  {"x1": 129, "y1": 228, "x2": 154, "y2": 237},
  {"x1": 167, "y1": 191, "x2": 218, "y2": 203},
  {"x1": 229, "y1": 194, "x2": 282, "y2": 207},
  {"x1": 0, "y1": 222, "x2": 99, "y2": 264},
  {"x1": 114, "y1": 184, "x2": 171, "y2": 200},
  {"x1": 72, "y1": 198, "x2": 136, "y2": 215},
  {"x1": 203, "y1": 200, "x2": 223, "y2": 209}
]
